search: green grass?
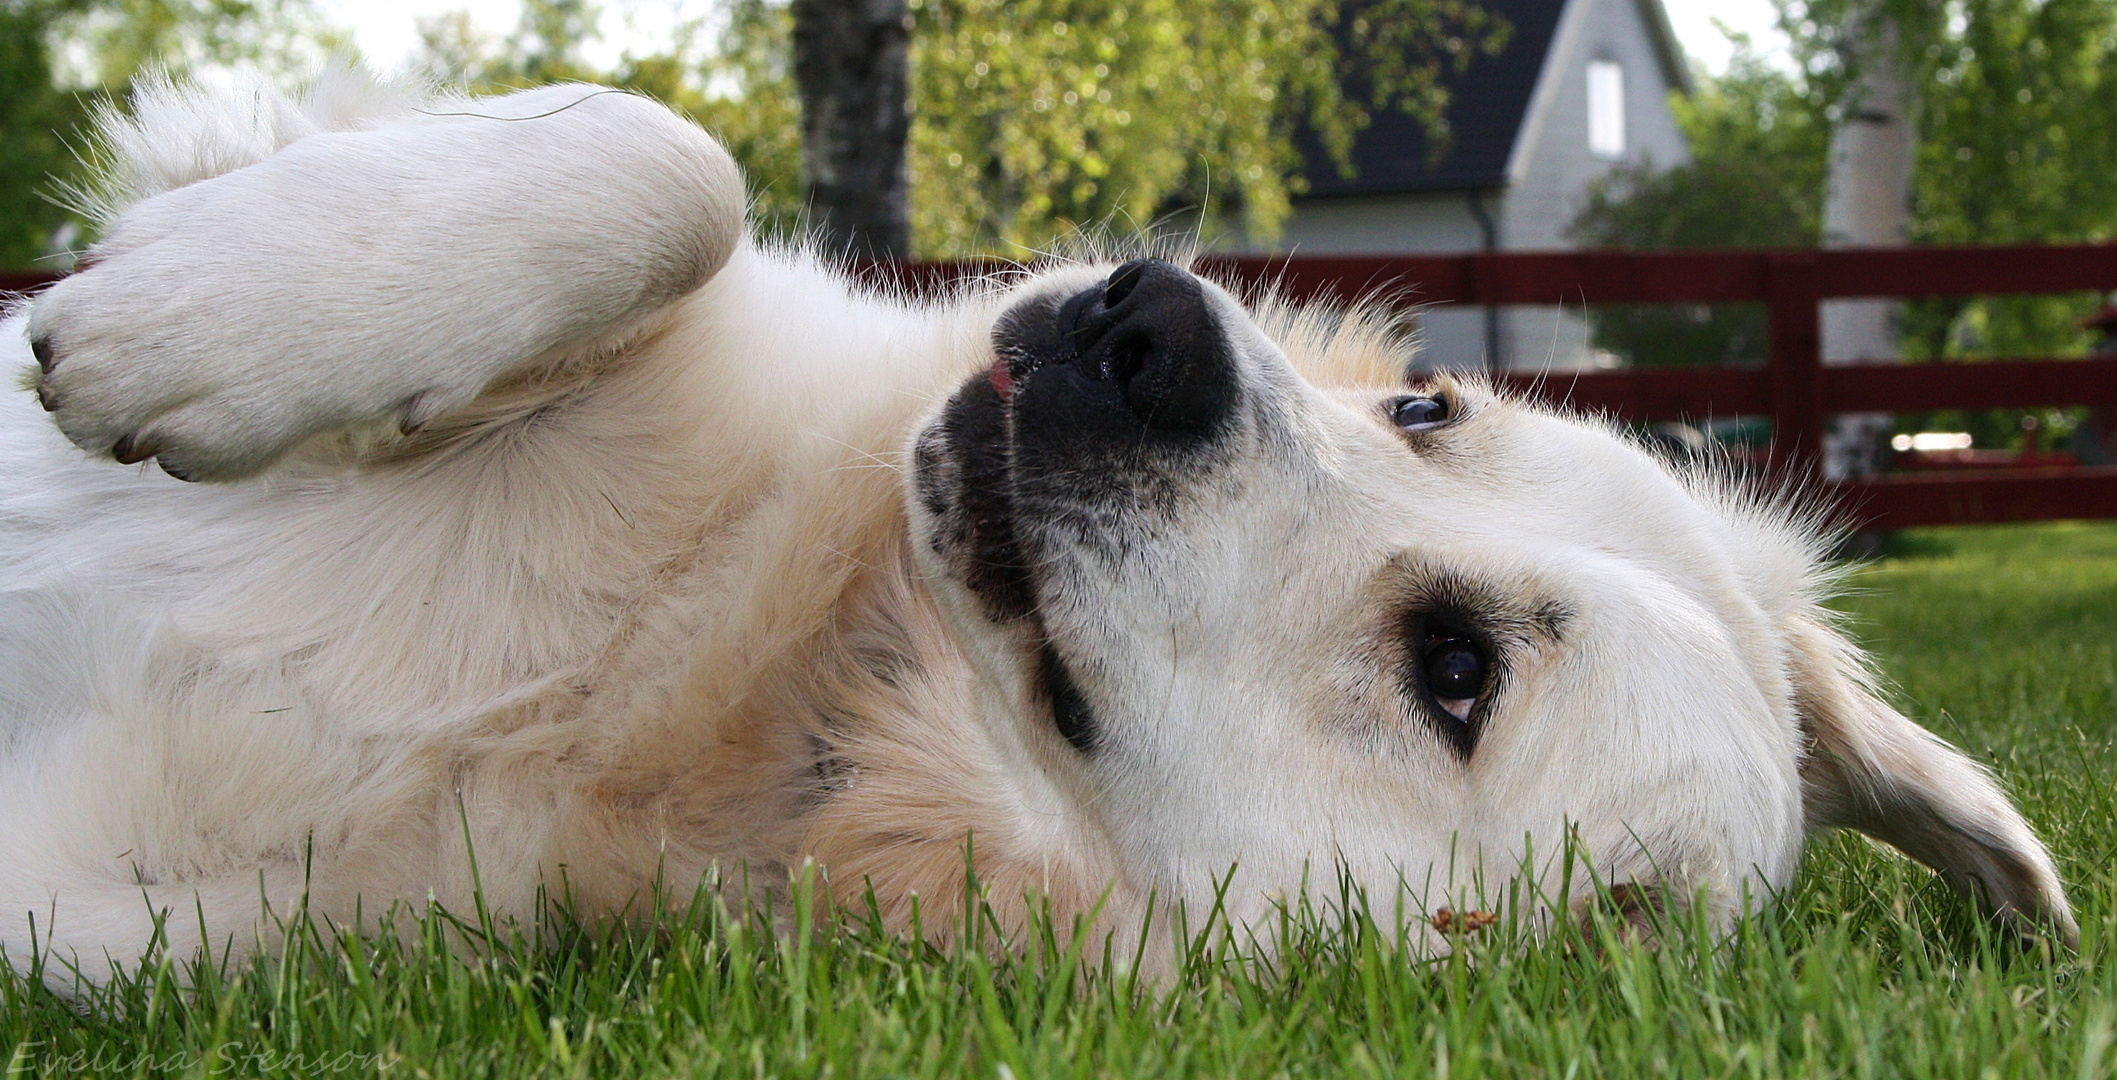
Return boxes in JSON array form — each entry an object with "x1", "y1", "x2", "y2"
[{"x1": 9, "y1": 522, "x2": 2117, "y2": 1078}]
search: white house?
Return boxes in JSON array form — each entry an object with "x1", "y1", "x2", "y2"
[{"x1": 1243, "y1": 0, "x2": 1691, "y2": 371}]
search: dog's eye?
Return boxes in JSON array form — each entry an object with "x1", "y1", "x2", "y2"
[
  {"x1": 1391, "y1": 395, "x2": 1450, "y2": 432},
  {"x1": 1423, "y1": 637, "x2": 1487, "y2": 722}
]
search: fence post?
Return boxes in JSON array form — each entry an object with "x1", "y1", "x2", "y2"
[{"x1": 1765, "y1": 252, "x2": 1824, "y2": 473}]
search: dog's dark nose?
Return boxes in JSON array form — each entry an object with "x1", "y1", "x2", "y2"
[{"x1": 1049, "y1": 258, "x2": 1235, "y2": 434}]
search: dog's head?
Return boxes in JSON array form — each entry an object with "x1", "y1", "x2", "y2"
[{"x1": 903, "y1": 257, "x2": 2074, "y2": 944}]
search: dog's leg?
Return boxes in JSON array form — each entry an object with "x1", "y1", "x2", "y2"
[{"x1": 23, "y1": 74, "x2": 744, "y2": 481}]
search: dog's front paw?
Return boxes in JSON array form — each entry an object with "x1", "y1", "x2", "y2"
[
  {"x1": 25, "y1": 242, "x2": 465, "y2": 482},
  {"x1": 20, "y1": 136, "x2": 524, "y2": 483},
  {"x1": 20, "y1": 85, "x2": 742, "y2": 482}
]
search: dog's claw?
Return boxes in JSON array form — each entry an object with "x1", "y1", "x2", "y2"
[
  {"x1": 29, "y1": 337, "x2": 54, "y2": 374},
  {"x1": 36, "y1": 384, "x2": 58, "y2": 412},
  {"x1": 111, "y1": 434, "x2": 156, "y2": 465},
  {"x1": 156, "y1": 457, "x2": 197, "y2": 482}
]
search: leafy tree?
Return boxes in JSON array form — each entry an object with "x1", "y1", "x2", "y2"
[
  {"x1": 0, "y1": 1, "x2": 88, "y2": 268},
  {"x1": 422, "y1": 0, "x2": 1508, "y2": 258},
  {"x1": 907, "y1": 0, "x2": 1507, "y2": 255},
  {"x1": 1889, "y1": 0, "x2": 2117, "y2": 359},
  {"x1": 61, "y1": 0, "x2": 338, "y2": 88},
  {"x1": 1570, "y1": 43, "x2": 1829, "y2": 367},
  {"x1": 414, "y1": 0, "x2": 807, "y2": 234},
  {"x1": 12, "y1": 0, "x2": 1509, "y2": 264},
  {"x1": 0, "y1": 0, "x2": 339, "y2": 268},
  {"x1": 1573, "y1": 0, "x2": 2117, "y2": 368}
]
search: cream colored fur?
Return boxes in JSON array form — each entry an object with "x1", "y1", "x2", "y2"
[{"x1": 0, "y1": 70, "x2": 2075, "y2": 985}]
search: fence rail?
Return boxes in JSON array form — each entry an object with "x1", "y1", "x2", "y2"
[
  {"x1": 1197, "y1": 245, "x2": 2117, "y2": 530},
  {"x1": 12, "y1": 244, "x2": 2117, "y2": 529},
  {"x1": 0, "y1": 272, "x2": 56, "y2": 293}
]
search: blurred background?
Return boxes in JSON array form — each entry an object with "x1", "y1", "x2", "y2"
[{"x1": 2, "y1": 0, "x2": 2113, "y2": 457}]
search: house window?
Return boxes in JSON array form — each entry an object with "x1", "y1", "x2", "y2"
[{"x1": 1587, "y1": 60, "x2": 1625, "y2": 159}]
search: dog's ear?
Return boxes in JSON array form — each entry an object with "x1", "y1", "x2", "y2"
[{"x1": 1786, "y1": 612, "x2": 2077, "y2": 947}]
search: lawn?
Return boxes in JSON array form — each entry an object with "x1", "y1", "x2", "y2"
[{"x1": 6, "y1": 522, "x2": 2117, "y2": 1079}]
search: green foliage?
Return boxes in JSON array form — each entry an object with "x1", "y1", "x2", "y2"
[
  {"x1": 417, "y1": 0, "x2": 807, "y2": 234},
  {"x1": 680, "y1": 1, "x2": 804, "y2": 232},
  {"x1": 9, "y1": 0, "x2": 1510, "y2": 262},
  {"x1": 0, "y1": 2, "x2": 88, "y2": 269},
  {"x1": 1890, "y1": 0, "x2": 2117, "y2": 361},
  {"x1": 1574, "y1": 0, "x2": 2117, "y2": 367},
  {"x1": 907, "y1": 0, "x2": 1506, "y2": 255},
  {"x1": 8, "y1": 520, "x2": 2117, "y2": 1078},
  {"x1": 1570, "y1": 44, "x2": 1829, "y2": 367},
  {"x1": 425, "y1": 0, "x2": 1507, "y2": 258},
  {"x1": 1576, "y1": 50, "x2": 1828, "y2": 253},
  {"x1": 58, "y1": 0, "x2": 340, "y2": 89},
  {"x1": 1774, "y1": 0, "x2": 2117, "y2": 361},
  {"x1": 511, "y1": 0, "x2": 595, "y2": 79},
  {"x1": 0, "y1": 0, "x2": 339, "y2": 268}
]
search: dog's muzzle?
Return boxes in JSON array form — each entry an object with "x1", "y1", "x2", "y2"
[
  {"x1": 914, "y1": 259, "x2": 1241, "y2": 622},
  {"x1": 996, "y1": 258, "x2": 1239, "y2": 445}
]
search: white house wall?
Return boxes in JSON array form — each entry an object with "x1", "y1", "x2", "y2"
[
  {"x1": 1258, "y1": 192, "x2": 1493, "y2": 371},
  {"x1": 1503, "y1": 0, "x2": 1688, "y2": 248},
  {"x1": 1499, "y1": 0, "x2": 1690, "y2": 372},
  {"x1": 1267, "y1": 191, "x2": 1488, "y2": 253},
  {"x1": 1251, "y1": 0, "x2": 1693, "y2": 373}
]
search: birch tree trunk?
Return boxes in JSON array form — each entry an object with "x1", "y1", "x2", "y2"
[
  {"x1": 1819, "y1": 11, "x2": 1917, "y2": 477},
  {"x1": 792, "y1": 0, "x2": 912, "y2": 259}
]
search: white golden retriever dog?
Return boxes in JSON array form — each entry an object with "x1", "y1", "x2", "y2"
[{"x1": 0, "y1": 72, "x2": 2077, "y2": 980}]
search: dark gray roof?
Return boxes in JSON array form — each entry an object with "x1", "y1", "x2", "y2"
[
  {"x1": 1295, "y1": 0, "x2": 1688, "y2": 197},
  {"x1": 1296, "y1": 0, "x2": 1566, "y2": 196}
]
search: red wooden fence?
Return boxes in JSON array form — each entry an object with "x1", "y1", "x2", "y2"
[
  {"x1": 1188, "y1": 245, "x2": 2117, "y2": 530},
  {"x1": 12, "y1": 244, "x2": 2117, "y2": 529}
]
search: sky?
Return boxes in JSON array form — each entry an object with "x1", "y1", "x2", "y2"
[{"x1": 317, "y1": 0, "x2": 1794, "y2": 80}]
